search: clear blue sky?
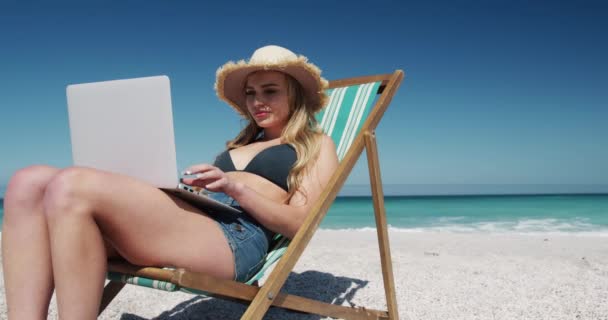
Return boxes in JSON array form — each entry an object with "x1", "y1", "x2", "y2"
[{"x1": 1, "y1": 0, "x2": 607, "y2": 196}]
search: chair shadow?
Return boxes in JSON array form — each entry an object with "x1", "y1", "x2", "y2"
[{"x1": 119, "y1": 270, "x2": 369, "y2": 320}]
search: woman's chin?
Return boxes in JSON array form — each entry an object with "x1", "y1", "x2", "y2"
[{"x1": 255, "y1": 118, "x2": 274, "y2": 127}]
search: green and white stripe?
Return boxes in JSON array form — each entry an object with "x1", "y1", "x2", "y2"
[
  {"x1": 245, "y1": 235, "x2": 290, "y2": 284},
  {"x1": 107, "y1": 272, "x2": 178, "y2": 292},
  {"x1": 318, "y1": 87, "x2": 347, "y2": 137},
  {"x1": 316, "y1": 82, "x2": 381, "y2": 160}
]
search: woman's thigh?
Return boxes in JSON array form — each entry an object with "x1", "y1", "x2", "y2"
[{"x1": 49, "y1": 167, "x2": 234, "y2": 279}]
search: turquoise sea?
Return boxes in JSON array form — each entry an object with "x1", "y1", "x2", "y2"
[
  {"x1": 322, "y1": 194, "x2": 608, "y2": 234},
  {"x1": 1, "y1": 194, "x2": 608, "y2": 234}
]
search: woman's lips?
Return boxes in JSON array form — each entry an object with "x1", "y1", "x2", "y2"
[{"x1": 254, "y1": 111, "x2": 270, "y2": 118}]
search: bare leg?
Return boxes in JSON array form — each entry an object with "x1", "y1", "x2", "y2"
[
  {"x1": 45, "y1": 179, "x2": 106, "y2": 320},
  {"x1": 2, "y1": 165, "x2": 60, "y2": 320},
  {"x1": 43, "y1": 167, "x2": 234, "y2": 319}
]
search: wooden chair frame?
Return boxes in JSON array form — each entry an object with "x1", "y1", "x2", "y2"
[{"x1": 100, "y1": 70, "x2": 405, "y2": 320}]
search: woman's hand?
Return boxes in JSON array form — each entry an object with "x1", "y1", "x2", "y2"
[{"x1": 181, "y1": 164, "x2": 241, "y2": 196}]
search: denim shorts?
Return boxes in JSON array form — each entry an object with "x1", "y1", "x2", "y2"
[{"x1": 205, "y1": 192, "x2": 274, "y2": 282}]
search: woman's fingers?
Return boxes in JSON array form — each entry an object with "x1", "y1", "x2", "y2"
[
  {"x1": 182, "y1": 164, "x2": 214, "y2": 175},
  {"x1": 194, "y1": 170, "x2": 222, "y2": 181},
  {"x1": 204, "y1": 177, "x2": 228, "y2": 191},
  {"x1": 181, "y1": 177, "x2": 206, "y2": 187},
  {"x1": 181, "y1": 164, "x2": 216, "y2": 185},
  {"x1": 182, "y1": 174, "x2": 215, "y2": 186},
  {"x1": 181, "y1": 165, "x2": 227, "y2": 190}
]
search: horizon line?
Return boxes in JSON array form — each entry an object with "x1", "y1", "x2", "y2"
[{"x1": 2, "y1": 191, "x2": 608, "y2": 202}]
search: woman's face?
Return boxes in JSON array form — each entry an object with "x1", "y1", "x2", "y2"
[{"x1": 245, "y1": 71, "x2": 291, "y2": 132}]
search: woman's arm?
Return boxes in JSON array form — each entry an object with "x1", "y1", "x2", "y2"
[{"x1": 231, "y1": 135, "x2": 338, "y2": 238}]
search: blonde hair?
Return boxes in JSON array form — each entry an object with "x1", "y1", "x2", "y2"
[{"x1": 226, "y1": 72, "x2": 323, "y2": 200}]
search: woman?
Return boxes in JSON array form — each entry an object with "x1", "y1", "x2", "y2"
[{"x1": 1, "y1": 45, "x2": 339, "y2": 319}]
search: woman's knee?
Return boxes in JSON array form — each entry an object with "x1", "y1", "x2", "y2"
[
  {"x1": 43, "y1": 167, "x2": 100, "y2": 219},
  {"x1": 4, "y1": 165, "x2": 60, "y2": 214}
]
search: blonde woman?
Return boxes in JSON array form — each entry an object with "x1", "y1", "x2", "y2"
[{"x1": 2, "y1": 45, "x2": 338, "y2": 319}]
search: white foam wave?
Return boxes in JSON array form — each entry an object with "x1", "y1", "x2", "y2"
[
  {"x1": 436, "y1": 216, "x2": 467, "y2": 223},
  {"x1": 320, "y1": 219, "x2": 608, "y2": 236}
]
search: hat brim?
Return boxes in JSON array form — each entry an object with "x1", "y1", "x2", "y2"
[{"x1": 215, "y1": 56, "x2": 328, "y2": 118}]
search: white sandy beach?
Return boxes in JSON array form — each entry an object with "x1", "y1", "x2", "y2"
[{"x1": 1, "y1": 230, "x2": 608, "y2": 320}]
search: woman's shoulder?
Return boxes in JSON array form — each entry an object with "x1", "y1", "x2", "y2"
[
  {"x1": 318, "y1": 133, "x2": 336, "y2": 150},
  {"x1": 314, "y1": 134, "x2": 338, "y2": 164}
]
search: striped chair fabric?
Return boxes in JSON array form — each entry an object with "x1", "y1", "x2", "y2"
[
  {"x1": 317, "y1": 81, "x2": 381, "y2": 160},
  {"x1": 106, "y1": 81, "x2": 382, "y2": 292}
]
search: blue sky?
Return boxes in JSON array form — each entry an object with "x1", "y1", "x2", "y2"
[{"x1": 1, "y1": 0, "x2": 607, "y2": 197}]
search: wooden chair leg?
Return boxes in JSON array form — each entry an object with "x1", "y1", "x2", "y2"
[
  {"x1": 98, "y1": 281, "x2": 126, "y2": 316},
  {"x1": 365, "y1": 131, "x2": 399, "y2": 320}
]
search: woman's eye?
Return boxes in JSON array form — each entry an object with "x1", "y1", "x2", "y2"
[
  {"x1": 264, "y1": 90, "x2": 277, "y2": 95},
  {"x1": 245, "y1": 91, "x2": 255, "y2": 96}
]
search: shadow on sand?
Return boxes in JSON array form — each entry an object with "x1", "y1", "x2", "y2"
[{"x1": 119, "y1": 270, "x2": 369, "y2": 320}]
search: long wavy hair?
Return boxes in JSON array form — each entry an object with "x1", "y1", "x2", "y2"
[{"x1": 226, "y1": 73, "x2": 323, "y2": 200}]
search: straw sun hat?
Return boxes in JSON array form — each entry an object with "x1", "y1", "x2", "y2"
[{"x1": 215, "y1": 45, "x2": 328, "y2": 118}]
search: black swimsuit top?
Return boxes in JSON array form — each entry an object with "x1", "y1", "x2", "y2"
[{"x1": 213, "y1": 144, "x2": 297, "y2": 191}]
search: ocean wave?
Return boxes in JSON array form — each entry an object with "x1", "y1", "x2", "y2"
[
  {"x1": 320, "y1": 218, "x2": 608, "y2": 236},
  {"x1": 436, "y1": 216, "x2": 467, "y2": 223}
]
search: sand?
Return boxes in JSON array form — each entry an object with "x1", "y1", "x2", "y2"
[{"x1": 1, "y1": 230, "x2": 608, "y2": 319}]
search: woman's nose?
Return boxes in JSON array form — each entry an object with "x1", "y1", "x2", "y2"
[{"x1": 253, "y1": 96, "x2": 265, "y2": 106}]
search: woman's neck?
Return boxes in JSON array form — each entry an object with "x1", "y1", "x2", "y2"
[{"x1": 261, "y1": 127, "x2": 282, "y2": 141}]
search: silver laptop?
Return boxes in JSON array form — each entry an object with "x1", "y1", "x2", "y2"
[{"x1": 66, "y1": 75, "x2": 240, "y2": 214}]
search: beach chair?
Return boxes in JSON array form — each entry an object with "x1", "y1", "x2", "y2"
[{"x1": 100, "y1": 70, "x2": 404, "y2": 320}]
